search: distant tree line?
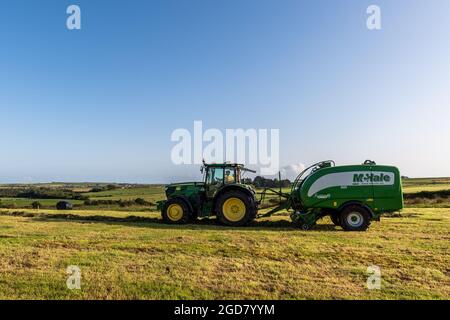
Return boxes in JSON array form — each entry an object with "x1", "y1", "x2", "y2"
[
  {"x1": 89, "y1": 184, "x2": 119, "y2": 192},
  {"x1": 243, "y1": 176, "x2": 292, "y2": 188},
  {"x1": 403, "y1": 189, "x2": 450, "y2": 200},
  {"x1": 0, "y1": 188, "x2": 88, "y2": 201},
  {"x1": 0, "y1": 184, "x2": 122, "y2": 201}
]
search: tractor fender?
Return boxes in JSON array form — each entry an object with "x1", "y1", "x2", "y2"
[
  {"x1": 212, "y1": 185, "x2": 256, "y2": 212},
  {"x1": 168, "y1": 196, "x2": 194, "y2": 213},
  {"x1": 337, "y1": 201, "x2": 375, "y2": 218}
]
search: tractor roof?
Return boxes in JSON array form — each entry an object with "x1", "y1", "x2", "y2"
[
  {"x1": 205, "y1": 163, "x2": 243, "y2": 168},
  {"x1": 203, "y1": 162, "x2": 256, "y2": 173}
]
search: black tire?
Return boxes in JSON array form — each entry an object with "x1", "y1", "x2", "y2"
[
  {"x1": 339, "y1": 205, "x2": 371, "y2": 231},
  {"x1": 330, "y1": 212, "x2": 340, "y2": 226},
  {"x1": 216, "y1": 191, "x2": 256, "y2": 227},
  {"x1": 162, "y1": 198, "x2": 191, "y2": 224}
]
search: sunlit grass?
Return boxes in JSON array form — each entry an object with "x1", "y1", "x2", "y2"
[
  {"x1": 0, "y1": 178, "x2": 448, "y2": 299},
  {"x1": 0, "y1": 207, "x2": 448, "y2": 299}
]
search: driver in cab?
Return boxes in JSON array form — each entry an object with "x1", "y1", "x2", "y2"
[{"x1": 225, "y1": 170, "x2": 235, "y2": 183}]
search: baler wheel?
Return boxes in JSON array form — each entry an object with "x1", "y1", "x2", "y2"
[{"x1": 339, "y1": 205, "x2": 371, "y2": 231}]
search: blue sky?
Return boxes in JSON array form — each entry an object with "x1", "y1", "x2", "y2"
[{"x1": 0, "y1": 0, "x2": 449, "y2": 183}]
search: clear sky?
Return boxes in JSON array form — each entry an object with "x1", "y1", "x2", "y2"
[{"x1": 0, "y1": 0, "x2": 449, "y2": 183}]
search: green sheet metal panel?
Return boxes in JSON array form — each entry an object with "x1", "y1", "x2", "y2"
[{"x1": 297, "y1": 164, "x2": 403, "y2": 214}]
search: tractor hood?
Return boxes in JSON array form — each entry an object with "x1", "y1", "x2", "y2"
[
  {"x1": 166, "y1": 182, "x2": 205, "y2": 188},
  {"x1": 164, "y1": 182, "x2": 205, "y2": 197}
]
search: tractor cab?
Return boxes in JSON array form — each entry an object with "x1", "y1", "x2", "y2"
[
  {"x1": 201, "y1": 162, "x2": 255, "y2": 199},
  {"x1": 159, "y1": 162, "x2": 258, "y2": 226},
  {"x1": 202, "y1": 162, "x2": 239, "y2": 185}
]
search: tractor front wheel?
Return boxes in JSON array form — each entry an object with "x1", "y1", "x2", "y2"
[
  {"x1": 216, "y1": 191, "x2": 256, "y2": 227},
  {"x1": 162, "y1": 199, "x2": 191, "y2": 224}
]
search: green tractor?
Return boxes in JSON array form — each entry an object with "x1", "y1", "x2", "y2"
[
  {"x1": 158, "y1": 162, "x2": 258, "y2": 226},
  {"x1": 158, "y1": 160, "x2": 404, "y2": 231}
]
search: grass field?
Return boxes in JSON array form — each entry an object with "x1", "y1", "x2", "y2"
[
  {"x1": 0, "y1": 178, "x2": 448, "y2": 299},
  {"x1": 402, "y1": 177, "x2": 450, "y2": 191},
  {"x1": 81, "y1": 186, "x2": 165, "y2": 201}
]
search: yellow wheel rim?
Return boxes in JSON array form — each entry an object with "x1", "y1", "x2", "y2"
[
  {"x1": 167, "y1": 204, "x2": 183, "y2": 221},
  {"x1": 222, "y1": 198, "x2": 246, "y2": 222}
]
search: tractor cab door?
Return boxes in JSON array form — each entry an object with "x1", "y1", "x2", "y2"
[{"x1": 205, "y1": 167, "x2": 224, "y2": 198}]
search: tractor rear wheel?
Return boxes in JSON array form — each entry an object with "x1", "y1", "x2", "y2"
[
  {"x1": 339, "y1": 205, "x2": 371, "y2": 231},
  {"x1": 162, "y1": 199, "x2": 191, "y2": 224},
  {"x1": 216, "y1": 191, "x2": 256, "y2": 227}
]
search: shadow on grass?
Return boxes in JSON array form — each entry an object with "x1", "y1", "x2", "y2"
[{"x1": 0, "y1": 210, "x2": 340, "y2": 232}]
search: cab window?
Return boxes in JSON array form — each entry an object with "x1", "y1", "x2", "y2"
[
  {"x1": 224, "y1": 169, "x2": 236, "y2": 184},
  {"x1": 206, "y1": 168, "x2": 224, "y2": 185}
]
